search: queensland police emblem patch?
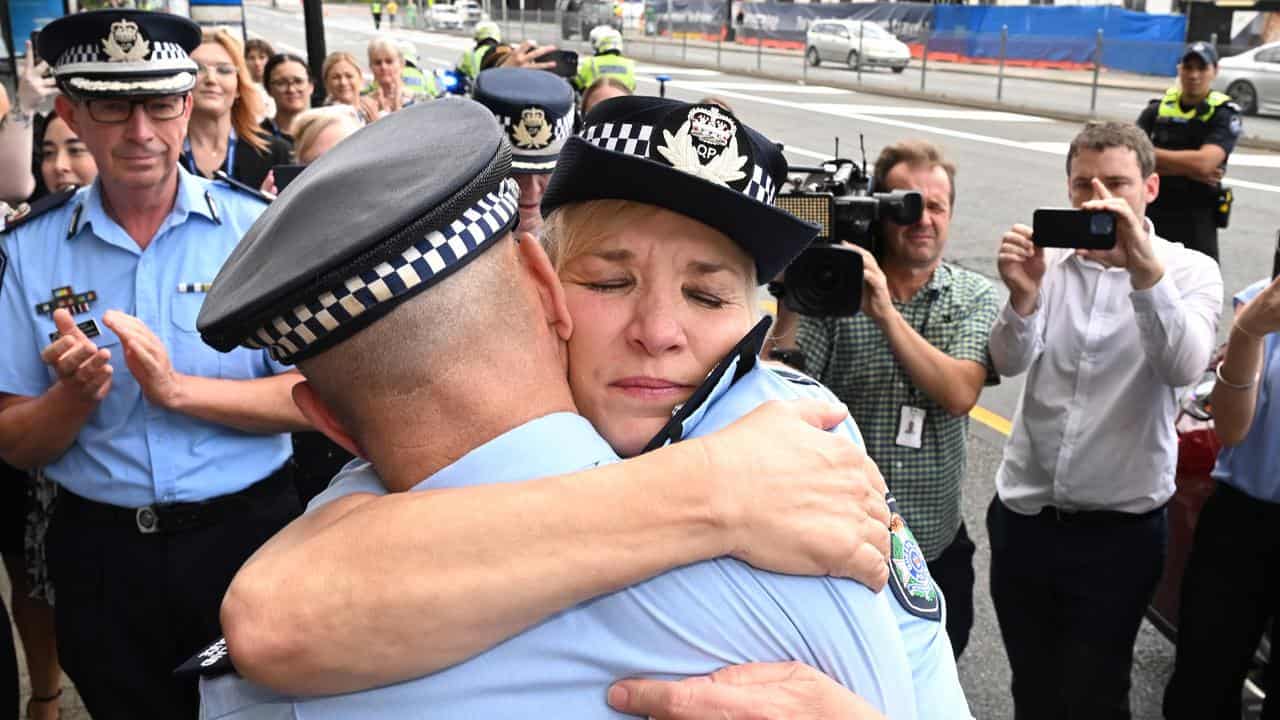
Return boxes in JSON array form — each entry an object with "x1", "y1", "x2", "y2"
[
  {"x1": 511, "y1": 106, "x2": 554, "y2": 150},
  {"x1": 886, "y1": 497, "x2": 942, "y2": 621},
  {"x1": 650, "y1": 104, "x2": 752, "y2": 192}
]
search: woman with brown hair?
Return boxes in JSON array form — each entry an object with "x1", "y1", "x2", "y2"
[
  {"x1": 322, "y1": 52, "x2": 380, "y2": 125},
  {"x1": 183, "y1": 28, "x2": 292, "y2": 189}
]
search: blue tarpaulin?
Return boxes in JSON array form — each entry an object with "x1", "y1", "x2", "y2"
[{"x1": 933, "y1": 5, "x2": 1185, "y2": 75}]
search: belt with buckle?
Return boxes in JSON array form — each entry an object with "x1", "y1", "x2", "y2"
[
  {"x1": 57, "y1": 463, "x2": 293, "y2": 535},
  {"x1": 1039, "y1": 504, "x2": 1165, "y2": 527}
]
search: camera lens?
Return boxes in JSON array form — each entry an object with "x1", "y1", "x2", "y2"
[{"x1": 1090, "y1": 213, "x2": 1114, "y2": 235}]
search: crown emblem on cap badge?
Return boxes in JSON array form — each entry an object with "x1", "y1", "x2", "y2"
[
  {"x1": 655, "y1": 105, "x2": 748, "y2": 189},
  {"x1": 102, "y1": 19, "x2": 151, "y2": 63},
  {"x1": 511, "y1": 107, "x2": 554, "y2": 150}
]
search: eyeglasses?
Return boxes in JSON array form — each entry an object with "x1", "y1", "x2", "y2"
[
  {"x1": 196, "y1": 62, "x2": 237, "y2": 77},
  {"x1": 84, "y1": 95, "x2": 188, "y2": 124},
  {"x1": 269, "y1": 77, "x2": 310, "y2": 90}
]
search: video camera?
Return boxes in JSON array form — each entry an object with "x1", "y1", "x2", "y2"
[{"x1": 774, "y1": 148, "x2": 922, "y2": 317}]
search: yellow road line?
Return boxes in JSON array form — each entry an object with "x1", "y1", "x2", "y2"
[{"x1": 969, "y1": 405, "x2": 1013, "y2": 437}]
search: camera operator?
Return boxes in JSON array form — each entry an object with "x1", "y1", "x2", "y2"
[
  {"x1": 989, "y1": 121, "x2": 1222, "y2": 718},
  {"x1": 768, "y1": 139, "x2": 999, "y2": 658}
]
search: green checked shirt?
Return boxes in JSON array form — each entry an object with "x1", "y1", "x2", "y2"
[{"x1": 795, "y1": 263, "x2": 1000, "y2": 561}]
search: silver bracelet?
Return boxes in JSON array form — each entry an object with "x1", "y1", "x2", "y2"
[{"x1": 1215, "y1": 360, "x2": 1258, "y2": 391}]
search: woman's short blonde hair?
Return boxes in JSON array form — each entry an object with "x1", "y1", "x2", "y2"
[
  {"x1": 366, "y1": 37, "x2": 404, "y2": 66},
  {"x1": 200, "y1": 28, "x2": 269, "y2": 154},
  {"x1": 541, "y1": 200, "x2": 758, "y2": 292},
  {"x1": 291, "y1": 106, "x2": 363, "y2": 163}
]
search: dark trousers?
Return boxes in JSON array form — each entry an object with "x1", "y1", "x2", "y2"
[
  {"x1": 46, "y1": 470, "x2": 301, "y2": 719},
  {"x1": 930, "y1": 522, "x2": 976, "y2": 659},
  {"x1": 987, "y1": 495, "x2": 1167, "y2": 720},
  {"x1": 1146, "y1": 205, "x2": 1218, "y2": 263},
  {"x1": 1163, "y1": 482, "x2": 1280, "y2": 720}
]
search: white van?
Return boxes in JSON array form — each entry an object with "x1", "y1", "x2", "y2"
[{"x1": 805, "y1": 20, "x2": 910, "y2": 72}]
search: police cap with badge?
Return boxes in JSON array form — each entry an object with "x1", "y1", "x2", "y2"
[
  {"x1": 543, "y1": 96, "x2": 818, "y2": 282},
  {"x1": 37, "y1": 9, "x2": 201, "y2": 99},
  {"x1": 197, "y1": 99, "x2": 519, "y2": 365},
  {"x1": 473, "y1": 68, "x2": 575, "y2": 174}
]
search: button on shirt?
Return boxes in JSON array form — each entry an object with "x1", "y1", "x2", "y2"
[
  {"x1": 201, "y1": 368, "x2": 971, "y2": 720},
  {"x1": 0, "y1": 168, "x2": 292, "y2": 507},
  {"x1": 795, "y1": 263, "x2": 999, "y2": 560},
  {"x1": 989, "y1": 223, "x2": 1223, "y2": 515},
  {"x1": 1212, "y1": 279, "x2": 1280, "y2": 504}
]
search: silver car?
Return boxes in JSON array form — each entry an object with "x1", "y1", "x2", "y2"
[
  {"x1": 805, "y1": 20, "x2": 910, "y2": 73},
  {"x1": 1214, "y1": 41, "x2": 1280, "y2": 116}
]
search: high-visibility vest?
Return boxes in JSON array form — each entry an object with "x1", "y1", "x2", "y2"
[{"x1": 574, "y1": 52, "x2": 635, "y2": 92}]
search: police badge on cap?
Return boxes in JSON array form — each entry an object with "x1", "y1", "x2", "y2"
[
  {"x1": 36, "y1": 10, "x2": 201, "y2": 98},
  {"x1": 474, "y1": 68, "x2": 575, "y2": 174},
  {"x1": 651, "y1": 104, "x2": 754, "y2": 193}
]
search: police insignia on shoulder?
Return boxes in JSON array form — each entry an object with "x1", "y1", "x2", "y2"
[
  {"x1": 174, "y1": 636, "x2": 235, "y2": 678},
  {"x1": 886, "y1": 494, "x2": 943, "y2": 622},
  {"x1": 214, "y1": 171, "x2": 272, "y2": 206},
  {"x1": 770, "y1": 366, "x2": 819, "y2": 387}
]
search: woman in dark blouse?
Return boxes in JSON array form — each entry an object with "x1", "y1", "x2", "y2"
[{"x1": 261, "y1": 53, "x2": 314, "y2": 143}]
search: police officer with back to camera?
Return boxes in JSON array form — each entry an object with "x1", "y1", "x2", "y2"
[
  {"x1": 574, "y1": 26, "x2": 636, "y2": 93},
  {"x1": 459, "y1": 21, "x2": 503, "y2": 88},
  {"x1": 0, "y1": 10, "x2": 309, "y2": 717},
  {"x1": 1137, "y1": 41, "x2": 1242, "y2": 264}
]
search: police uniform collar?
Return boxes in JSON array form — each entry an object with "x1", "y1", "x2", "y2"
[
  {"x1": 422, "y1": 413, "x2": 614, "y2": 491},
  {"x1": 72, "y1": 168, "x2": 218, "y2": 245},
  {"x1": 643, "y1": 317, "x2": 770, "y2": 452}
]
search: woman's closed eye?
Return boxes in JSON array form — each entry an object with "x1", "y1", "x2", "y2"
[{"x1": 684, "y1": 287, "x2": 729, "y2": 309}]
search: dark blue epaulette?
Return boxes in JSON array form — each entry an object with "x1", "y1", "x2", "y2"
[
  {"x1": 770, "y1": 365, "x2": 820, "y2": 387},
  {"x1": 0, "y1": 187, "x2": 77, "y2": 235},
  {"x1": 173, "y1": 636, "x2": 236, "y2": 678},
  {"x1": 214, "y1": 170, "x2": 274, "y2": 204}
]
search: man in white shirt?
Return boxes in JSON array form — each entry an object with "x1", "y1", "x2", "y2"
[{"x1": 989, "y1": 121, "x2": 1223, "y2": 720}]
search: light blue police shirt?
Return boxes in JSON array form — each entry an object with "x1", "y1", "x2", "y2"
[
  {"x1": 201, "y1": 368, "x2": 971, "y2": 719},
  {"x1": 1211, "y1": 279, "x2": 1280, "y2": 503},
  {"x1": 0, "y1": 168, "x2": 292, "y2": 506}
]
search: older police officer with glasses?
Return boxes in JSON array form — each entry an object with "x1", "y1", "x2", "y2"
[{"x1": 0, "y1": 11, "x2": 310, "y2": 718}]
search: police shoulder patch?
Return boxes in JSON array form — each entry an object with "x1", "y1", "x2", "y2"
[
  {"x1": 174, "y1": 636, "x2": 235, "y2": 678},
  {"x1": 0, "y1": 187, "x2": 77, "y2": 235},
  {"x1": 1229, "y1": 112, "x2": 1243, "y2": 137},
  {"x1": 886, "y1": 495, "x2": 942, "y2": 622}
]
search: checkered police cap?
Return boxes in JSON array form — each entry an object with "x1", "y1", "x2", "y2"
[
  {"x1": 474, "y1": 68, "x2": 576, "y2": 175},
  {"x1": 542, "y1": 96, "x2": 816, "y2": 282},
  {"x1": 198, "y1": 99, "x2": 520, "y2": 364},
  {"x1": 38, "y1": 10, "x2": 200, "y2": 98}
]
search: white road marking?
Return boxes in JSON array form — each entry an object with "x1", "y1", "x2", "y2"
[
  {"x1": 804, "y1": 102, "x2": 1051, "y2": 122},
  {"x1": 663, "y1": 80, "x2": 852, "y2": 95},
  {"x1": 640, "y1": 78, "x2": 1280, "y2": 194},
  {"x1": 634, "y1": 65, "x2": 724, "y2": 77}
]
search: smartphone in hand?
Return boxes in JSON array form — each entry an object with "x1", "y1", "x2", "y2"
[
  {"x1": 273, "y1": 164, "x2": 306, "y2": 192},
  {"x1": 547, "y1": 50, "x2": 578, "y2": 79},
  {"x1": 1032, "y1": 208, "x2": 1117, "y2": 251}
]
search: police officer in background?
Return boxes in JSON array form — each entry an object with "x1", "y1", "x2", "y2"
[
  {"x1": 574, "y1": 26, "x2": 636, "y2": 94},
  {"x1": 473, "y1": 67, "x2": 575, "y2": 236},
  {"x1": 1137, "y1": 41, "x2": 1242, "y2": 263},
  {"x1": 0, "y1": 11, "x2": 309, "y2": 717},
  {"x1": 459, "y1": 21, "x2": 502, "y2": 89}
]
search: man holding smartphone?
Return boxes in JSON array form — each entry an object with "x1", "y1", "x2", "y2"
[{"x1": 990, "y1": 121, "x2": 1222, "y2": 718}]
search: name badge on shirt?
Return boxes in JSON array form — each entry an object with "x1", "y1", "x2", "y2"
[{"x1": 896, "y1": 405, "x2": 925, "y2": 449}]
